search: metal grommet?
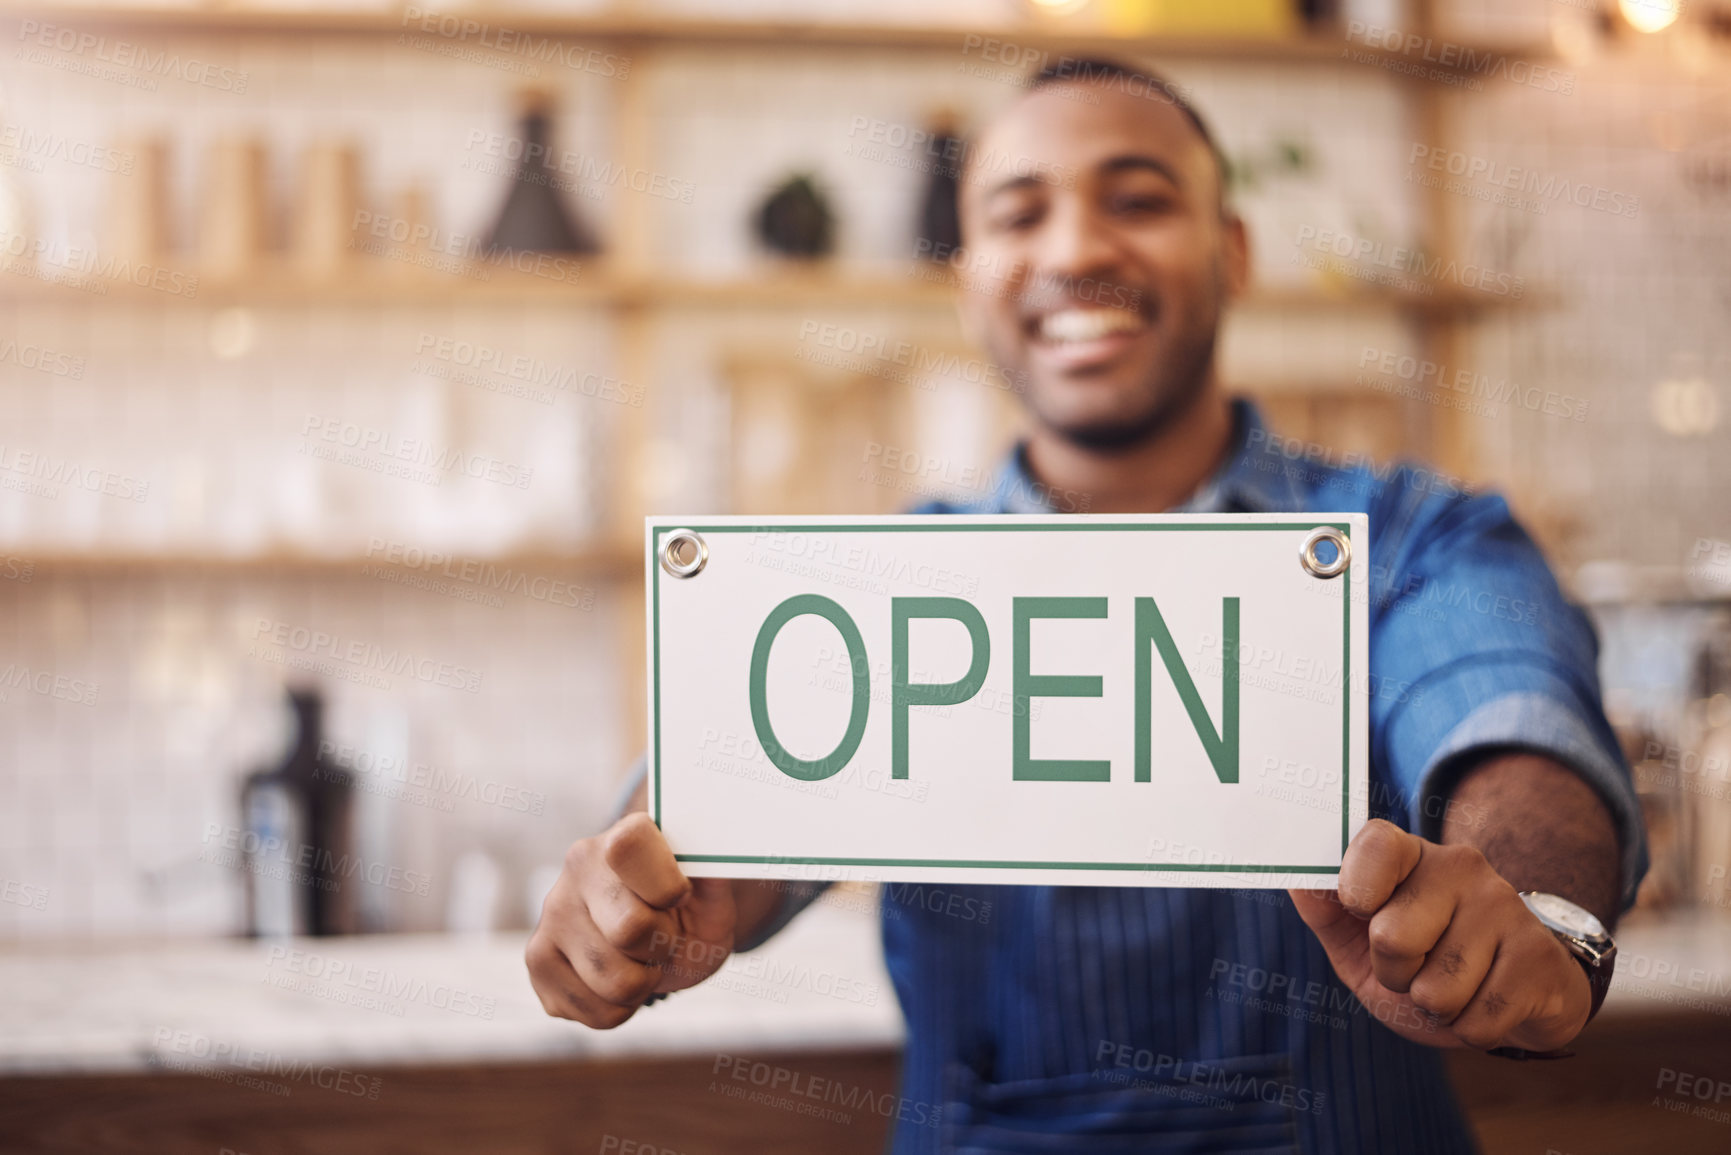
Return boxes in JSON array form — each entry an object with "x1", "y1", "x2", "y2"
[
  {"x1": 1299, "y1": 527, "x2": 1350, "y2": 580},
  {"x1": 660, "y1": 528, "x2": 708, "y2": 579}
]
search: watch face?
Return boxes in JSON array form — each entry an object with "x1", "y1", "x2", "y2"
[{"x1": 1522, "y1": 891, "x2": 1607, "y2": 940}]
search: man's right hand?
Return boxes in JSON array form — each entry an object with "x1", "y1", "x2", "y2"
[{"x1": 526, "y1": 812, "x2": 739, "y2": 1028}]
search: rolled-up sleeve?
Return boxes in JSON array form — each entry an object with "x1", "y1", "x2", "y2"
[{"x1": 1367, "y1": 485, "x2": 1649, "y2": 911}]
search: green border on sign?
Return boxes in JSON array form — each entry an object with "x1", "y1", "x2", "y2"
[{"x1": 651, "y1": 521, "x2": 1354, "y2": 873}]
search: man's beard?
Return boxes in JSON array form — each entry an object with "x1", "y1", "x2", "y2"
[
  {"x1": 1011, "y1": 257, "x2": 1230, "y2": 452},
  {"x1": 1040, "y1": 314, "x2": 1221, "y2": 453}
]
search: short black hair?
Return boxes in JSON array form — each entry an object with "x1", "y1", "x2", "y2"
[{"x1": 1027, "y1": 57, "x2": 1230, "y2": 205}]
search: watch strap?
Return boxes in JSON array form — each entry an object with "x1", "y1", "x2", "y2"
[{"x1": 1582, "y1": 944, "x2": 1614, "y2": 1020}]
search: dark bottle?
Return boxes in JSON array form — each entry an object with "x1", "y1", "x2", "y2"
[
  {"x1": 240, "y1": 688, "x2": 356, "y2": 937},
  {"x1": 915, "y1": 112, "x2": 963, "y2": 261},
  {"x1": 483, "y1": 88, "x2": 600, "y2": 257},
  {"x1": 1299, "y1": 0, "x2": 1340, "y2": 29}
]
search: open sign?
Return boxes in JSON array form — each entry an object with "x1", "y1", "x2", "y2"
[{"x1": 648, "y1": 515, "x2": 1369, "y2": 889}]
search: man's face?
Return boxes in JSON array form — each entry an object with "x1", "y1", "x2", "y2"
[{"x1": 957, "y1": 82, "x2": 1248, "y2": 448}]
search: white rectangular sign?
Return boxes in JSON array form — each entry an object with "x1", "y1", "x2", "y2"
[{"x1": 647, "y1": 514, "x2": 1369, "y2": 889}]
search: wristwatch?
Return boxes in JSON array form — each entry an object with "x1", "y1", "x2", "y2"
[{"x1": 1487, "y1": 891, "x2": 1617, "y2": 1060}]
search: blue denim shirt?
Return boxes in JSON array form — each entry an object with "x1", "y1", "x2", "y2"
[
  {"x1": 867, "y1": 399, "x2": 1646, "y2": 1154},
  {"x1": 625, "y1": 398, "x2": 1647, "y2": 1153}
]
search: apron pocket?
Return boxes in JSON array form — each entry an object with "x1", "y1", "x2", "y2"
[{"x1": 939, "y1": 1051, "x2": 1303, "y2": 1154}]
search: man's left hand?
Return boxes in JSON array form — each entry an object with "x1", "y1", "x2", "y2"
[{"x1": 1289, "y1": 819, "x2": 1593, "y2": 1052}]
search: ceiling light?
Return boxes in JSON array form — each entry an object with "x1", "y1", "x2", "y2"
[{"x1": 1620, "y1": 0, "x2": 1682, "y2": 34}]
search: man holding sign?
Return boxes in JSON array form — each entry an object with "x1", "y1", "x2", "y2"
[{"x1": 528, "y1": 60, "x2": 1644, "y2": 1153}]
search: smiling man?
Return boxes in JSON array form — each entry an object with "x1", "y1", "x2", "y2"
[{"x1": 528, "y1": 60, "x2": 1647, "y2": 1154}]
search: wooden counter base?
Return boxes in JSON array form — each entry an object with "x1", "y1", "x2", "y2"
[{"x1": 3, "y1": 1010, "x2": 1729, "y2": 1154}]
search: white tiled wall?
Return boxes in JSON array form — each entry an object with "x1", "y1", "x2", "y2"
[
  {"x1": 0, "y1": 569, "x2": 629, "y2": 937},
  {"x1": 1447, "y1": 34, "x2": 1731, "y2": 568},
  {"x1": 0, "y1": 306, "x2": 614, "y2": 557}
]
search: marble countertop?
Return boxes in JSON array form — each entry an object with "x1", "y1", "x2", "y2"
[
  {"x1": 0, "y1": 896, "x2": 902, "y2": 1076},
  {"x1": 1597, "y1": 911, "x2": 1731, "y2": 1020},
  {"x1": 2, "y1": 905, "x2": 1725, "y2": 1077}
]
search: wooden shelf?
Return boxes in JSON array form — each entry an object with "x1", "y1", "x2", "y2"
[
  {"x1": 0, "y1": 262, "x2": 956, "y2": 309},
  {"x1": 24, "y1": 544, "x2": 642, "y2": 580},
  {"x1": 0, "y1": 6, "x2": 1551, "y2": 73},
  {"x1": 1244, "y1": 281, "x2": 1550, "y2": 317},
  {"x1": 0, "y1": 1, "x2": 1549, "y2": 499},
  {"x1": 0, "y1": 260, "x2": 1546, "y2": 315}
]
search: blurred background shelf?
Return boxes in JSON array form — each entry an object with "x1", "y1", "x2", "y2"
[
  {"x1": 0, "y1": 264, "x2": 1550, "y2": 314},
  {"x1": 0, "y1": 265, "x2": 958, "y2": 309},
  {"x1": 3, "y1": 5, "x2": 1553, "y2": 72},
  {"x1": 20, "y1": 546, "x2": 642, "y2": 579}
]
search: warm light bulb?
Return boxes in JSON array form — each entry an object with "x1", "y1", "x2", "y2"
[
  {"x1": 1026, "y1": 0, "x2": 1090, "y2": 16},
  {"x1": 1619, "y1": 0, "x2": 1681, "y2": 34},
  {"x1": 1025, "y1": 0, "x2": 1091, "y2": 15}
]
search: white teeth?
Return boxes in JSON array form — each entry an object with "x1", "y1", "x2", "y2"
[{"x1": 1038, "y1": 308, "x2": 1145, "y2": 344}]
